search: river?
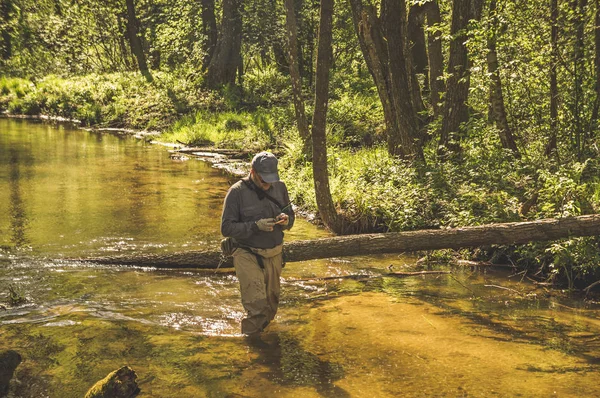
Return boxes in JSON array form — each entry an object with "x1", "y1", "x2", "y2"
[{"x1": 1, "y1": 118, "x2": 599, "y2": 397}]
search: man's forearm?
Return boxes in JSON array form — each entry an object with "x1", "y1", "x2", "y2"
[{"x1": 221, "y1": 219, "x2": 258, "y2": 240}]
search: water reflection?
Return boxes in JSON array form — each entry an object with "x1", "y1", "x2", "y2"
[
  {"x1": 8, "y1": 148, "x2": 30, "y2": 250},
  {"x1": 1, "y1": 120, "x2": 600, "y2": 397},
  {"x1": 0, "y1": 119, "x2": 229, "y2": 256},
  {"x1": 248, "y1": 331, "x2": 349, "y2": 397}
]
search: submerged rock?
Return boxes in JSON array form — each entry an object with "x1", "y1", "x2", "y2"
[
  {"x1": 0, "y1": 350, "x2": 21, "y2": 397},
  {"x1": 84, "y1": 366, "x2": 139, "y2": 398}
]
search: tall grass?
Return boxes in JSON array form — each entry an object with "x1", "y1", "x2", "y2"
[
  {"x1": 160, "y1": 109, "x2": 277, "y2": 150},
  {"x1": 0, "y1": 72, "x2": 206, "y2": 129}
]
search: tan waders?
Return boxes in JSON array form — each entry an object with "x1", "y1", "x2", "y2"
[{"x1": 233, "y1": 244, "x2": 283, "y2": 335}]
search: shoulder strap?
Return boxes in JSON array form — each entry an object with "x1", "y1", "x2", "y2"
[{"x1": 241, "y1": 178, "x2": 286, "y2": 210}]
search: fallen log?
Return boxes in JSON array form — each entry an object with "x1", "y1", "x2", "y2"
[{"x1": 80, "y1": 214, "x2": 600, "y2": 269}]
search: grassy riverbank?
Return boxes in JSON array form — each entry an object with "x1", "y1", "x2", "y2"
[{"x1": 1, "y1": 73, "x2": 600, "y2": 290}]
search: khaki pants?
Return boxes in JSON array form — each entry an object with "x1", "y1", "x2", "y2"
[{"x1": 233, "y1": 244, "x2": 283, "y2": 335}]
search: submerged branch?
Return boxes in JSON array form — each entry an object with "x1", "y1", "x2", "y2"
[
  {"x1": 484, "y1": 284, "x2": 525, "y2": 296},
  {"x1": 584, "y1": 279, "x2": 600, "y2": 294},
  {"x1": 287, "y1": 270, "x2": 450, "y2": 282}
]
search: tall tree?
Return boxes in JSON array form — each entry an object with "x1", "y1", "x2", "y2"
[
  {"x1": 349, "y1": 0, "x2": 424, "y2": 160},
  {"x1": 590, "y1": 0, "x2": 600, "y2": 135},
  {"x1": 572, "y1": 0, "x2": 587, "y2": 159},
  {"x1": 206, "y1": 0, "x2": 243, "y2": 88},
  {"x1": 407, "y1": 2, "x2": 429, "y2": 116},
  {"x1": 547, "y1": 0, "x2": 559, "y2": 157},
  {"x1": 312, "y1": 0, "x2": 346, "y2": 234},
  {"x1": 0, "y1": 0, "x2": 12, "y2": 60},
  {"x1": 382, "y1": 0, "x2": 425, "y2": 157},
  {"x1": 125, "y1": 0, "x2": 151, "y2": 81},
  {"x1": 117, "y1": 13, "x2": 134, "y2": 70},
  {"x1": 438, "y1": 0, "x2": 484, "y2": 157},
  {"x1": 200, "y1": 0, "x2": 218, "y2": 71},
  {"x1": 487, "y1": 0, "x2": 520, "y2": 157},
  {"x1": 284, "y1": 0, "x2": 311, "y2": 156},
  {"x1": 303, "y1": 0, "x2": 316, "y2": 88},
  {"x1": 408, "y1": 3, "x2": 428, "y2": 88},
  {"x1": 425, "y1": 0, "x2": 445, "y2": 118}
]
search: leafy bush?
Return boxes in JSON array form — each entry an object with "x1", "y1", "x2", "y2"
[
  {"x1": 281, "y1": 143, "x2": 439, "y2": 232},
  {"x1": 160, "y1": 109, "x2": 275, "y2": 150},
  {"x1": 546, "y1": 238, "x2": 600, "y2": 290},
  {"x1": 0, "y1": 77, "x2": 34, "y2": 111},
  {"x1": 536, "y1": 162, "x2": 599, "y2": 218},
  {"x1": 243, "y1": 64, "x2": 291, "y2": 106},
  {"x1": 327, "y1": 92, "x2": 384, "y2": 147},
  {"x1": 0, "y1": 72, "x2": 212, "y2": 129}
]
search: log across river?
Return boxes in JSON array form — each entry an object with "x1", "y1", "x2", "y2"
[{"x1": 78, "y1": 214, "x2": 600, "y2": 269}]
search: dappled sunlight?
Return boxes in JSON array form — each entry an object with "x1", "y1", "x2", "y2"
[{"x1": 1, "y1": 120, "x2": 599, "y2": 397}]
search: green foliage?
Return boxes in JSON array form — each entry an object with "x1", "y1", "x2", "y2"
[
  {"x1": 3, "y1": 0, "x2": 600, "y2": 287},
  {"x1": 0, "y1": 77, "x2": 34, "y2": 110},
  {"x1": 282, "y1": 144, "x2": 437, "y2": 231},
  {"x1": 546, "y1": 238, "x2": 600, "y2": 290},
  {"x1": 160, "y1": 109, "x2": 274, "y2": 150},
  {"x1": 0, "y1": 72, "x2": 209, "y2": 129},
  {"x1": 7, "y1": 284, "x2": 26, "y2": 306},
  {"x1": 537, "y1": 163, "x2": 597, "y2": 217},
  {"x1": 327, "y1": 92, "x2": 384, "y2": 147},
  {"x1": 243, "y1": 64, "x2": 291, "y2": 106},
  {"x1": 221, "y1": 83, "x2": 242, "y2": 110}
]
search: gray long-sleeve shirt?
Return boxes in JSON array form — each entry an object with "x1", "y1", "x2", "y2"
[{"x1": 221, "y1": 177, "x2": 295, "y2": 249}]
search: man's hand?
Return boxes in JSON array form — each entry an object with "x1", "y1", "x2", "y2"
[
  {"x1": 256, "y1": 218, "x2": 277, "y2": 231},
  {"x1": 275, "y1": 213, "x2": 289, "y2": 226}
]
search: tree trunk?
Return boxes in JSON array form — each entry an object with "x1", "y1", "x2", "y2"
[
  {"x1": 273, "y1": 40, "x2": 289, "y2": 73},
  {"x1": 572, "y1": 0, "x2": 587, "y2": 159},
  {"x1": 81, "y1": 214, "x2": 600, "y2": 269},
  {"x1": 438, "y1": 0, "x2": 483, "y2": 157},
  {"x1": 349, "y1": 0, "x2": 424, "y2": 161},
  {"x1": 407, "y1": 2, "x2": 428, "y2": 118},
  {"x1": 312, "y1": 0, "x2": 346, "y2": 234},
  {"x1": 306, "y1": 9, "x2": 315, "y2": 89},
  {"x1": 546, "y1": 0, "x2": 559, "y2": 157},
  {"x1": 0, "y1": 0, "x2": 12, "y2": 60},
  {"x1": 125, "y1": 0, "x2": 151, "y2": 81},
  {"x1": 408, "y1": 3, "x2": 428, "y2": 88},
  {"x1": 348, "y1": 0, "x2": 395, "y2": 144},
  {"x1": 487, "y1": 0, "x2": 520, "y2": 157},
  {"x1": 284, "y1": 0, "x2": 312, "y2": 156},
  {"x1": 200, "y1": 0, "x2": 218, "y2": 71},
  {"x1": 117, "y1": 14, "x2": 133, "y2": 70},
  {"x1": 590, "y1": 0, "x2": 600, "y2": 133},
  {"x1": 382, "y1": 0, "x2": 424, "y2": 159},
  {"x1": 425, "y1": 0, "x2": 444, "y2": 118},
  {"x1": 404, "y1": 3, "x2": 427, "y2": 120},
  {"x1": 206, "y1": 0, "x2": 243, "y2": 89}
]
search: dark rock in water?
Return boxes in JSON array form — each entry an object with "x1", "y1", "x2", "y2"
[
  {"x1": 0, "y1": 350, "x2": 21, "y2": 397},
  {"x1": 84, "y1": 366, "x2": 140, "y2": 398}
]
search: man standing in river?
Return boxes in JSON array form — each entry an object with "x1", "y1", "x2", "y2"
[{"x1": 221, "y1": 151, "x2": 295, "y2": 337}]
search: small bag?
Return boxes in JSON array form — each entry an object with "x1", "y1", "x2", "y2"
[{"x1": 220, "y1": 237, "x2": 238, "y2": 257}]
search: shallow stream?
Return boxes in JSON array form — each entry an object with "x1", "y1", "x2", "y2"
[{"x1": 1, "y1": 118, "x2": 599, "y2": 397}]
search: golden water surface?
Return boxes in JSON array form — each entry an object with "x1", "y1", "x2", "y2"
[{"x1": 0, "y1": 119, "x2": 599, "y2": 397}]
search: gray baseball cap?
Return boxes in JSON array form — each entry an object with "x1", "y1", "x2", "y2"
[{"x1": 251, "y1": 151, "x2": 280, "y2": 183}]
